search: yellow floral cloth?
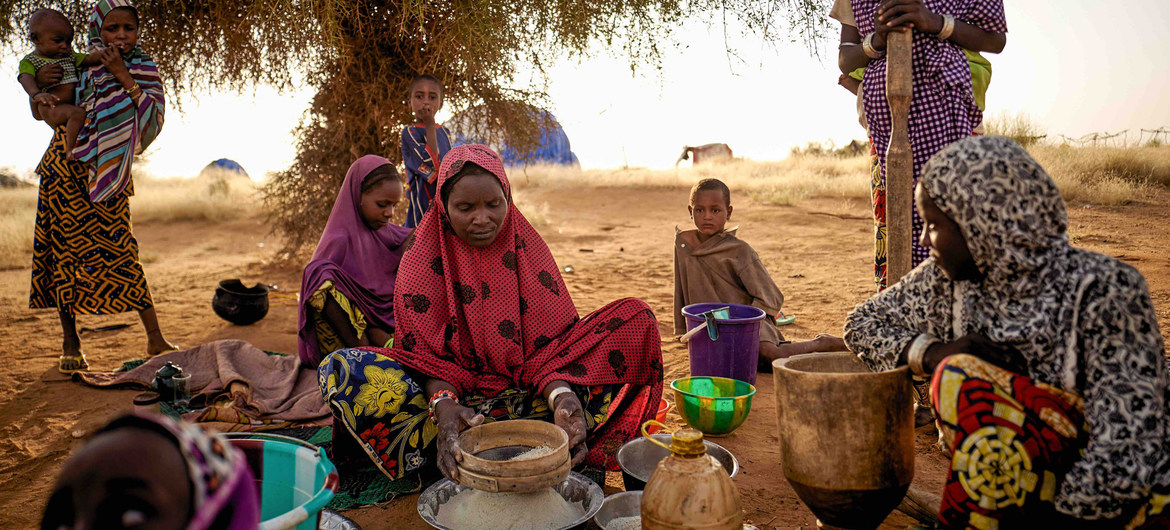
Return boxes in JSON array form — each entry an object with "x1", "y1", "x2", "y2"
[
  {"x1": 308, "y1": 281, "x2": 393, "y2": 354},
  {"x1": 318, "y1": 348, "x2": 621, "y2": 480}
]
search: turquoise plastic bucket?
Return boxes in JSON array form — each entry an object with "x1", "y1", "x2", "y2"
[{"x1": 226, "y1": 433, "x2": 339, "y2": 530}]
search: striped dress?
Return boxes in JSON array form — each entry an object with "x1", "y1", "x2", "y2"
[{"x1": 72, "y1": 0, "x2": 165, "y2": 203}]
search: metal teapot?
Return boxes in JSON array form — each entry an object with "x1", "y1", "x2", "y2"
[{"x1": 153, "y1": 361, "x2": 185, "y2": 402}]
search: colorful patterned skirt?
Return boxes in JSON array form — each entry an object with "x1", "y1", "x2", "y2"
[
  {"x1": 869, "y1": 141, "x2": 888, "y2": 290},
  {"x1": 29, "y1": 127, "x2": 152, "y2": 315},
  {"x1": 931, "y1": 354, "x2": 1169, "y2": 528},
  {"x1": 318, "y1": 348, "x2": 649, "y2": 480}
]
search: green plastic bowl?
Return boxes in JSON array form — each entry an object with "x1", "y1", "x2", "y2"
[{"x1": 671, "y1": 376, "x2": 756, "y2": 436}]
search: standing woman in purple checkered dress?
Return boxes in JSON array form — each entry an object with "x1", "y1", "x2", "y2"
[{"x1": 837, "y1": 0, "x2": 1006, "y2": 289}]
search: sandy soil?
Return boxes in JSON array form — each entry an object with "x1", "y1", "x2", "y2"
[{"x1": 1, "y1": 185, "x2": 1168, "y2": 529}]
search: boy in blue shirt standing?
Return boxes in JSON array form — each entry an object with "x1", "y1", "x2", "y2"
[{"x1": 401, "y1": 74, "x2": 454, "y2": 228}]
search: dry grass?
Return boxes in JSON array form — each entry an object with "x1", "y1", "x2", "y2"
[
  {"x1": 1031, "y1": 145, "x2": 1169, "y2": 204},
  {"x1": 1, "y1": 143, "x2": 1164, "y2": 270},
  {"x1": 511, "y1": 156, "x2": 873, "y2": 206},
  {"x1": 511, "y1": 190, "x2": 551, "y2": 227},
  {"x1": 512, "y1": 142, "x2": 1170, "y2": 208},
  {"x1": 129, "y1": 174, "x2": 258, "y2": 224},
  {"x1": 0, "y1": 185, "x2": 38, "y2": 270},
  {"x1": 983, "y1": 111, "x2": 1048, "y2": 147},
  {"x1": 0, "y1": 175, "x2": 257, "y2": 270}
]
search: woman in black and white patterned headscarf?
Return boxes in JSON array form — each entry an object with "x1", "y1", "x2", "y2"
[{"x1": 844, "y1": 136, "x2": 1169, "y2": 527}]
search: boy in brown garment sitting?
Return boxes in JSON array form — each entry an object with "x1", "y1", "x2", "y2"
[{"x1": 674, "y1": 178, "x2": 846, "y2": 371}]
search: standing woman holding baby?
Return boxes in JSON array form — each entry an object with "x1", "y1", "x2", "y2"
[{"x1": 28, "y1": 0, "x2": 176, "y2": 373}]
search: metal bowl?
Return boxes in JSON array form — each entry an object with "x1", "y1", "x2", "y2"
[
  {"x1": 593, "y1": 491, "x2": 642, "y2": 529},
  {"x1": 418, "y1": 471, "x2": 604, "y2": 530},
  {"x1": 318, "y1": 509, "x2": 360, "y2": 529},
  {"x1": 615, "y1": 434, "x2": 739, "y2": 490}
]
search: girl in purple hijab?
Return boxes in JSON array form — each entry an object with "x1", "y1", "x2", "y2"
[{"x1": 298, "y1": 155, "x2": 411, "y2": 367}]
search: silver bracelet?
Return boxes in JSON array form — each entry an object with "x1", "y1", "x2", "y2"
[
  {"x1": 547, "y1": 386, "x2": 574, "y2": 407},
  {"x1": 937, "y1": 14, "x2": 956, "y2": 40},
  {"x1": 862, "y1": 33, "x2": 885, "y2": 59},
  {"x1": 907, "y1": 334, "x2": 941, "y2": 377}
]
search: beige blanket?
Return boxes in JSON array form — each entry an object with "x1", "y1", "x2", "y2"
[{"x1": 79, "y1": 340, "x2": 330, "y2": 430}]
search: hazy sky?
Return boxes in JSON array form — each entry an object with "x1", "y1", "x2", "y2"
[{"x1": 2, "y1": 1, "x2": 1168, "y2": 179}]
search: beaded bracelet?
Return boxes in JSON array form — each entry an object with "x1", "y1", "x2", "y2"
[{"x1": 428, "y1": 389, "x2": 458, "y2": 425}]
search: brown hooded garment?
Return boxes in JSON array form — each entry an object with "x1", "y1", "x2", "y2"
[{"x1": 673, "y1": 227, "x2": 786, "y2": 345}]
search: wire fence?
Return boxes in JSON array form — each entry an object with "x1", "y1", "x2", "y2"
[{"x1": 1052, "y1": 127, "x2": 1170, "y2": 148}]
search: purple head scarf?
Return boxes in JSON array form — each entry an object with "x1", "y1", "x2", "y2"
[
  {"x1": 297, "y1": 155, "x2": 411, "y2": 366},
  {"x1": 97, "y1": 412, "x2": 260, "y2": 530}
]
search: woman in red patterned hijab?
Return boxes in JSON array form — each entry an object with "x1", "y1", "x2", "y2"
[{"x1": 318, "y1": 145, "x2": 663, "y2": 482}]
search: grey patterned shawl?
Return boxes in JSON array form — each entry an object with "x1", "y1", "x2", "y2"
[{"x1": 844, "y1": 136, "x2": 1170, "y2": 519}]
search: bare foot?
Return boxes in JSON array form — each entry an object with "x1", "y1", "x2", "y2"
[
  {"x1": 914, "y1": 402, "x2": 936, "y2": 428},
  {"x1": 146, "y1": 332, "x2": 180, "y2": 356}
]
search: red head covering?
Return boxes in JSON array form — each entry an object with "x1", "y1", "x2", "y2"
[{"x1": 384, "y1": 144, "x2": 662, "y2": 397}]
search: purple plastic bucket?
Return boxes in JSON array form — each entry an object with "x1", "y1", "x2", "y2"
[{"x1": 682, "y1": 303, "x2": 766, "y2": 385}]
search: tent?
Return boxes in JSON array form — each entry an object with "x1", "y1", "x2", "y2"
[
  {"x1": 449, "y1": 107, "x2": 580, "y2": 167},
  {"x1": 202, "y1": 158, "x2": 248, "y2": 178}
]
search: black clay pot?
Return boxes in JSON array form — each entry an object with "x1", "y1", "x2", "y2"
[{"x1": 212, "y1": 279, "x2": 270, "y2": 325}]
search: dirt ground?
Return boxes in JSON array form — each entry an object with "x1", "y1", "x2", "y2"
[{"x1": 2, "y1": 184, "x2": 1168, "y2": 529}]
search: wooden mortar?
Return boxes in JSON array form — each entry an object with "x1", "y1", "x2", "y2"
[{"x1": 772, "y1": 353, "x2": 914, "y2": 529}]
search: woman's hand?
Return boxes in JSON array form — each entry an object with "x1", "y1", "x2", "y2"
[
  {"x1": 99, "y1": 46, "x2": 131, "y2": 83},
  {"x1": 923, "y1": 333, "x2": 1027, "y2": 374},
  {"x1": 34, "y1": 63, "x2": 64, "y2": 88},
  {"x1": 870, "y1": 12, "x2": 901, "y2": 51},
  {"x1": 877, "y1": 0, "x2": 944, "y2": 34},
  {"x1": 552, "y1": 390, "x2": 589, "y2": 467},
  {"x1": 434, "y1": 401, "x2": 484, "y2": 482}
]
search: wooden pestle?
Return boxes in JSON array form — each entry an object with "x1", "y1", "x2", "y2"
[{"x1": 885, "y1": 30, "x2": 914, "y2": 285}]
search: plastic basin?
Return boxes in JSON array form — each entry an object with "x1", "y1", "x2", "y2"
[
  {"x1": 226, "y1": 433, "x2": 338, "y2": 530},
  {"x1": 671, "y1": 376, "x2": 755, "y2": 436}
]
